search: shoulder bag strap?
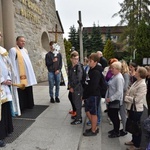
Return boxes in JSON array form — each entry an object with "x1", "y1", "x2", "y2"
[{"x1": 130, "y1": 98, "x2": 137, "y2": 111}]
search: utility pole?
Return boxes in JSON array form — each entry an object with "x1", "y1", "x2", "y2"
[{"x1": 77, "y1": 11, "x2": 83, "y2": 64}]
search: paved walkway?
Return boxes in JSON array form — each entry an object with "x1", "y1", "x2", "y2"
[{"x1": 0, "y1": 83, "x2": 137, "y2": 150}]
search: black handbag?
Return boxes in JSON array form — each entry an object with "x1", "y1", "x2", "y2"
[
  {"x1": 125, "y1": 99, "x2": 141, "y2": 135},
  {"x1": 108, "y1": 100, "x2": 120, "y2": 109}
]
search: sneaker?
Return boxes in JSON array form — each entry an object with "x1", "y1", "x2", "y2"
[
  {"x1": 108, "y1": 132, "x2": 120, "y2": 138},
  {"x1": 108, "y1": 129, "x2": 114, "y2": 134},
  {"x1": 50, "y1": 97, "x2": 55, "y2": 103},
  {"x1": 85, "y1": 128, "x2": 99, "y2": 133},
  {"x1": 71, "y1": 119, "x2": 82, "y2": 125},
  {"x1": 0, "y1": 140, "x2": 6, "y2": 147},
  {"x1": 120, "y1": 129, "x2": 128, "y2": 136},
  {"x1": 55, "y1": 97, "x2": 60, "y2": 103},
  {"x1": 71, "y1": 115, "x2": 76, "y2": 119},
  {"x1": 83, "y1": 130, "x2": 97, "y2": 136}
]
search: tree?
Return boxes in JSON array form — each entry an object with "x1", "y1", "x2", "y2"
[
  {"x1": 134, "y1": 20, "x2": 150, "y2": 65},
  {"x1": 105, "y1": 27, "x2": 111, "y2": 41},
  {"x1": 90, "y1": 24, "x2": 103, "y2": 53},
  {"x1": 68, "y1": 25, "x2": 79, "y2": 52},
  {"x1": 103, "y1": 39, "x2": 115, "y2": 61},
  {"x1": 64, "y1": 38, "x2": 72, "y2": 67},
  {"x1": 113, "y1": 0, "x2": 150, "y2": 56},
  {"x1": 83, "y1": 29, "x2": 91, "y2": 57}
]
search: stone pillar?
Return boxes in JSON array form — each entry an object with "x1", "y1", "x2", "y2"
[
  {"x1": 2, "y1": 0, "x2": 15, "y2": 50},
  {"x1": 0, "y1": 0, "x2": 4, "y2": 46}
]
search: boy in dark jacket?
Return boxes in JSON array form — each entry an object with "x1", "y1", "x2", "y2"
[
  {"x1": 83, "y1": 53, "x2": 102, "y2": 136},
  {"x1": 45, "y1": 41, "x2": 62, "y2": 103},
  {"x1": 68, "y1": 51, "x2": 84, "y2": 125}
]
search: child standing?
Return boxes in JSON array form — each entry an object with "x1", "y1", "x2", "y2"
[
  {"x1": 68, "y1": 51, "x2": 84, "y2": 125},
  {"x1": 83, "y1": 53, "x2": 102, "y2": 136}
]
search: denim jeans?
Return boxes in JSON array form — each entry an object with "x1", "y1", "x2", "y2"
[
  {"x1": 97, "y1": 100, "x2": 101, "y2": 123},
  {"x1": 48, "y1": 72, "x2": 61, "y2": 98}
]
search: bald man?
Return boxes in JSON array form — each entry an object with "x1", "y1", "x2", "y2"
[{"x1": 97, "y1": 51, "x2": 108, "y2": 70}]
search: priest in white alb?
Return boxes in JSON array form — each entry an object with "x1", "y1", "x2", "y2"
[{"x1": 9, "y1": 36, "x2": 37, "y2": 111}]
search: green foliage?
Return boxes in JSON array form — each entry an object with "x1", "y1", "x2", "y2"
[
  {"x1": 113, "y1": 0, "x2": 150, "y2": 59},
  {"x1": 68, "y1": 25, "x2": 79, "y2": 52},
  {"x1": 64, "y1": 38, "x2": 72, "y2": 67},
  {"x1": 105, "y1": 28, "x2": 111, "y2": 41},
  {"x1": 134, "y1": 20, "x2": 150, "y2": 65},
  {"x1": 83, "y1": 30, "x2": 91, "y2": 56},
  {"x1": 68, "y1": 24, "x2": 103, "y2": 57},
  {"x1": 90, "y1": 24, "x2": 103, "y2": 53},
  {"x1": 103, "y1": 39, "x2": 115, "y2": 61},
  {"x1": 135, "y1": 20, "x2": 150, "y2": 55}
]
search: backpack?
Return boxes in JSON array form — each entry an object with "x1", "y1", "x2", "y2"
[{"x1": 99, "y1": 73, "x2": 108, "y2": 98}]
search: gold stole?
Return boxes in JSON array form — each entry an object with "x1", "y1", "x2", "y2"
[{"x1": 16, "y1": 47, "x2": 28, "y2": 86}]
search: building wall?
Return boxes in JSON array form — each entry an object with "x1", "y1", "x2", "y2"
[
  {"x1": 0, "y1": 0, "x2": 3, "y2": 46},
  {"x1": 0, "y1": 0, "x2": 66, "y2": 82}
]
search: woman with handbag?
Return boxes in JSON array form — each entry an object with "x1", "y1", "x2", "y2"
[
  {"x1": 105, "y1": 61, "x2": 124, "y2": 138},
  {"x1": 124, "y1": 66, "x2": 147, "y2": 150}
]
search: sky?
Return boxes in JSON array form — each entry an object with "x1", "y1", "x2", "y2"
[{"x1": 55, "y1": 0, "x2": 123, "y2": 39}]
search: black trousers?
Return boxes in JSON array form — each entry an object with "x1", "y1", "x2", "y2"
[
  {"x1": 68, "y1": 91, "x2": 76, "y2": 111},
  {"x1": 108, "y1": 108, "x2": 120, "y2": 133},
  {"x1": 17, "y1": 86, "x2": 34, "y2": 111},
  {"x1": 72, "y1": 91, "x2": 82, "y2": 120},
  {"x1": 0, "y1": 102, "x2": 13, "y2": 140}
]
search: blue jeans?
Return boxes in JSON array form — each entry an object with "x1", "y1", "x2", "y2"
[
  {"x1": 97, "y1": 99, "x2": 101, "y2": 123},
  {"x1": 48, "y1": 72, "x2": 61, "y2": 98}
]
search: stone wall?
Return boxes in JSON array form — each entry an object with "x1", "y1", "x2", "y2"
[{"x1": 12, "y1": 0, "x2": 66, "y2": 82}]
